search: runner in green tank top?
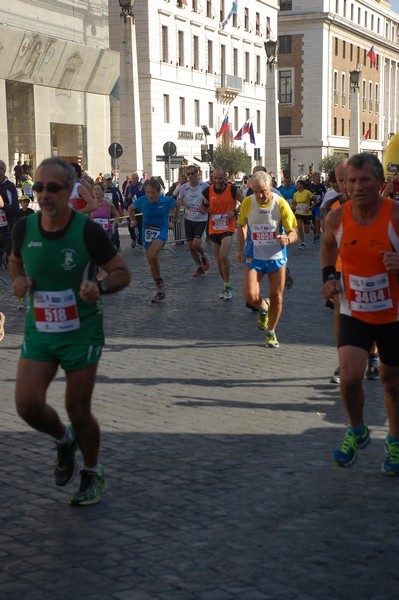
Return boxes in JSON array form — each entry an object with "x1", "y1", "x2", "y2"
[{"x1": 9, "y1": 157, "x2": 131, "y2": 506}]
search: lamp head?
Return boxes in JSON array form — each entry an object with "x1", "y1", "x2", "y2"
[{"x1": 264, "y1": 40, "x2": 279, "y2": 65}]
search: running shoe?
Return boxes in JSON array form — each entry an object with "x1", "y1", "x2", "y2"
[
  {"x1": 381, "y1": 438, "x2": 399, "y2": 476},
  {"x1": 151, "y1": 289, "x2": 166, "y2": 303},
  {"x1": 333, "y1": 425, "x2": 370, "y2": 467},
  {"x1": 138, "y1": 245, "x2": 144, "y2": 253},
  {"x1": 313, "y1": 236, "x2": 317, "y2": 244},
  {"x1": 299, "y1": 243, "x2": 305, "y2": 251},
  {"x1": 201, "y1": 254, "x2": 210, "y2": 271},
  {"x1": 54, "y1": 425, "x2": 78, "y2": 486},
  {"x1": 193, "y1": 266, "x2": 205, "y2": 278},
  {"x1": 330, "y1": 367, "x2": 340, "y2": 385},
  {"x1": 365, "y1": 357, "x2": 380, "y2": 380},
  {"x1": 264, "y1": 330, "x2": 279, "y2": 348},
  {"x1": 223, "y1": 287, "x2": 233, "y2": 300},
  {"x1": 257, "y1": 299, "x2": 270, "y2": 330},
  {"x1": 285, "y1": 273, "x2": 294, "y2": 289},
  {"x1": 316, "y1": 235, "x2": 320, "y2": 243},
  {"x1": 70, "y1": 465, "x2": 107, "y2": 506},
  {"x1": 130, "y1": 239, "x2": 137, "y2": 249}
]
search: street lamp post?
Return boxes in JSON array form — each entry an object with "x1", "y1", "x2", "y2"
[
  {"x1": 264, "y1": 40, "x2": 281, "y2": 186},
  {"x1": 118, "y1": 0, "x2": 143, "y2": 175},
  {"x1": 349, "y1": 66, "x2": 362, "y2": 156}
]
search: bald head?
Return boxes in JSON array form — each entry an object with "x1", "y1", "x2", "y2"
[{"x1": 335, "y1": 159, "x2": 348, "y2": 196}]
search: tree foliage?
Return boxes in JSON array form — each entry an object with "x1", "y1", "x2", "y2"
[
  {"x1": 318, "y1": 152, "x2": 347, "y2": 174},
  {"x1": 213, "y1": 145, "x2": 251, "y2": 177}
]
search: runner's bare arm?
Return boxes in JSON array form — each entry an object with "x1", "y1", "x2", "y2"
[
  {"x1": 80, "y1": 254, "x2": 131, "y2": 303},
  {"x1": 8, "y1": 253, "x2": 33, "y2": 297}
]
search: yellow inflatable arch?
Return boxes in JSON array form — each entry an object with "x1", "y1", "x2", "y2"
[{"x1": 384, "y1": 132, "x2": 399, "y2": 178}]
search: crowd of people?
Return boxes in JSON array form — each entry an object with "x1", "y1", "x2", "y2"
[{"x1": 1, "y1": 152, "x2": 399, "y2": 508}]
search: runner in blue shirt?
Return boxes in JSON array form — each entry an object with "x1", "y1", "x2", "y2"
[{"x1": 132, "y1": 178, "x2": 176, "y2": 303}]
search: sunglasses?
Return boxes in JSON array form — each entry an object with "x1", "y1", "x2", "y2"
[{"x1": 32, "y1": 182, "x2": 67, "y2": 193}]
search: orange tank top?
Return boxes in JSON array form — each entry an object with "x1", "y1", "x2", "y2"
[
  {"x1": 208, "y1": 184, "x2": 236, "y2": 235},
  {"x1": 338, "y1": 198, "x2": 399, "y2": 324},
  {"x1": 330, "y1": 199, "x2": 343, "y2": 272}
]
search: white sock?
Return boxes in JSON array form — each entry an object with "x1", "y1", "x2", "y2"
[
  {"x1": 83, "y1": 465, "x2": 99, "y2": 474},
  {"x1": 56, "y1": 425, "x2": 73, "y2": 445}
]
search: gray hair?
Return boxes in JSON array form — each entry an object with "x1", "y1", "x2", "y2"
[
  {"x1": 251, "y1": 170, "x2": 272, "y2": 188},
  {"x1": 37, "y1": 157, "x2": 76, "y2": 190}
]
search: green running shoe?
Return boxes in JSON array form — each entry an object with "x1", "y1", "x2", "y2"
[
  {"x1": 54, "y1": 425, "x2": 78, "y2": 486},
  {"x1": 264, "y1": 330, "x2": 279, "y2": 348},
  {"x1": 70, "y1": 465, "x2": 107, "y2": 506},
  {"x1": 257, "y1": 299, "x2": 270, "y2": 330},
  {"x1": 333, "y1": 426, "x2": 370, "y2": 467},
  {"x1": 381, "y1": 438, "x2": 399, "y2": 476}
]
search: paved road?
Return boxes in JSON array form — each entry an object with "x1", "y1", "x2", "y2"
[{"x1": 0, "y1": 229, "x2": 397, "y2": 599}]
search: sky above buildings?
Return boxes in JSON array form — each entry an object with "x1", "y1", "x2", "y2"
[{"x1": 390, "y1": 0, "x2": 399, "y2": 13}]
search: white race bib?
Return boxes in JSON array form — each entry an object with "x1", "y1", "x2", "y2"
[
  {"x1": 144, "y1": 226, "x2": 160, "y2": 242},
  {"x1": 251, "y1": 223, "x2": 277, "y2": 245},
  {"x1": 33, "y1": 289, "x2": 80, "y2": 332},
  {"x1": 349, "y1": 273, "x2": 392, "y2": 312},
  {"x1": 211, "y1": 214, "x2": 229, "y2": 231}
]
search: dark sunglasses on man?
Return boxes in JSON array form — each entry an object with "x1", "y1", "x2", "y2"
[{"x1": 32, "y1": 182, "x2": 68, "y2": 193}]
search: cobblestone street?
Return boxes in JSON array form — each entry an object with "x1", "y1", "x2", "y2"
[{"x1": 1, "y1": 229, "x2": 397, "y2": 599}]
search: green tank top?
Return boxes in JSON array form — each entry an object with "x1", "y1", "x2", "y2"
[{"x1": 21, "y1": 212, "x2": 104, "y2": 344}]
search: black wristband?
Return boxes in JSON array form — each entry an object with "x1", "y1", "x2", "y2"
[{"x1": 322, "y1": 266, "x2": 337, "y2": 283}]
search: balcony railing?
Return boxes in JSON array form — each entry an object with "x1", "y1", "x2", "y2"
[{"x1": 216, "y1": 74, "x2": 243, "y2": 103}]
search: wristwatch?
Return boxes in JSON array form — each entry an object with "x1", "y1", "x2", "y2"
[{"x1": 98, "y1": 279, "x2": 108, "y2": 295}]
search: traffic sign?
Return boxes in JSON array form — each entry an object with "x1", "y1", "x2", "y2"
[
  {"x1": 108, "y1": 142, "x2": 123, "y2": 159},
  {"x1": 156, "y1": 155, "x2": 185, "y2": 164},
  {"x1": 163, "y1": 141, "x2": 177, "y2": 157}
]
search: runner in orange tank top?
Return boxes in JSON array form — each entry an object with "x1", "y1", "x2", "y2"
[{"x1": 321, "y1": 153, "x2": 399, "y2": 476}]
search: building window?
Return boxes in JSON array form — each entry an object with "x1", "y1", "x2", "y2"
[
  {"x1": 192, "y1": 0, "x2": 198, "y2": 13},
  {"x1": 162, "y1": 26, "x2": 168, "y2": 63},
  {"x1": 371, "y1": 14, "x2": 374, "y2": 31},
  {"x1": 357, "y1": 46, "x2": 360, "y2": 63},
  {"x1": 257, "y1": 110, "x2": 261, "y2": 134},
  {"x1": 341, "y1": 73, "x2": 346, "y2": 106},
  {"x1": 208, "y1": 102, "x2": 214, "y2": 128},
  {"x1": 363, "y1": 49, "x2": 367, "y2": 65},
  {"x1": 207, "y1": 40, "x2": 213, "y2": 73},
  {"x1": 336, "y1": 0, "x2": 339, "y2": 13},
  {"x1": 164, "y1": 94, "x2": 170, "y2": 123},
  {"x1": 233, "y1": 10, "x2": 237, "y2": 27},
  {"x1": 180, "y1": 97, "x2": 185, "y2": 125},
  {"x1": 279, "y1": 35, "x2": 292, "y2": 54},
  {"x1": 375, "y1": 123, "x2": 378, "y2": 139},
  {"x1": 279, "y1": 70, "x2": 292, "y2": 103},
  {"x1": 369, "y1": 81, "x2": 373, "y2": 112},
  {"x1": 256, "y1": 55, "x2": 261, "y2": 85},
  {"x1": 193, "y1": 36, "x2": 199, "y2": 70},
  {"x1": 194, "y1": 99, "x2": 200, "y2": 127},
  {"x1": 375, "y1": 83, "x2": 379, "y2": 113},
  {"x1": 244, "y1": 8, "x2": 249, "y2": 31},
  {"x1": 333, "y1": 71, "x2": 338, "y2": 105},
  {"x1": 256, "y1": 12, "x2": 261, "y2": 36},
  {"x1": 266, "y1": 17, "x2": 271, "y2": 39},
  {"x1": 233, "y1": 48, "x2": 238, "y2": 77},
  {"x1": 333, "y1": 117, "x2": 337, "y2": 135},
  {"x1": 358, "y1": 7, "x2": 361, "y2": 24},
  {"x1": 350, "y1": 3, "x2": 354, "y2": 20},
  {"x1": 377, "y1": 18, "x2": 380, "y2": 34},
  {"x1": 350, "y1": 43, "x2": 353, "y2": 61},
  {"x1": 343, "y1": 0, "x2": 347, "y2": 17},
  {"x1": 246, "y1": 108, "x2": 250, "y2": 121},
  {"x1": 364, "y1": 11, "x2": 367, "y2": 28},
  {"x1": 341, "y1": 118, "x2": 345, "y2": 136},
  {"x1": 234, "y1": 106, "x2": 238, "y2": 131},
  {"x1": 279, "y1": 117, "x2": 292, "y2": 135},
  {"x1": 178, "y1": 31, "x2": 184, "y2": 67},
  {"x1": 206, "y1": 0, "x2": 212, "y2": 18},
  {"x1": 244, "y1": 52, "x2": 250, "y2": 82},
  {"x1": 335, "y1": 38, "x2": 339, "y2": 56},
  {"x1": 280, "y1": 0, "x2": 292, "y2": 9},
  {"x1": 342, "y1": 41, "x2": 346, "y2": 59},
  {"x1": 221, "y1": 44, "x2": 226, "y2": 77},
  {"x1": 219, "y1": 0, "x2": 225, "y2": 23},
  {"x1": 362, "y1": 79, "x2": 367, "y2": 111}
]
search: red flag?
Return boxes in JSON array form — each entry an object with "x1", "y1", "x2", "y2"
[
  {"x1": 234, "y1": 121, "x2": 256, "y2": 144},
  {"x1": 361, "y1": 128, "x2": 370, "y2": 142},
  {"x1": 367, "y1": 46, "x2": 376, "y2": 68},
  {"x1": 216, "y1": 114, "x2": 229, "y2": 139}
]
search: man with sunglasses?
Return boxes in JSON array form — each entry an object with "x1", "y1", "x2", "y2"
[
  {"x1": 175, "y1": 165, "x2": 210, "y2": 277},
  {"x1": 9, "y1": 157, "x2": 131, "y2": 506}
]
